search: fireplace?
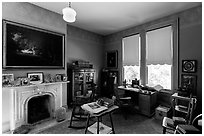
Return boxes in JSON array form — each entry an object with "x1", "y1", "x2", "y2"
[
  {"x1": 2, "y1": 82, "x2": 67, "y2": 133},
  {"x1": 27, "y1": 94, "x2": 54, "y2": 124}
]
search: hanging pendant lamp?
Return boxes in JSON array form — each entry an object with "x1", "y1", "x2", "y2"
[{"x1": 62, "y1": 2, "x2": 76, "y2": 23}]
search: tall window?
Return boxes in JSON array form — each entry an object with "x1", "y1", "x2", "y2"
[
  {"x1": 122, "y1": 34, "x2": 140, "y2": 84},
  {"x1": 146, "y1": 26, "x2": 172, "y2": 89},
  {"x1": 122, "y1": 23, "x2": 177, "y2": 90}
]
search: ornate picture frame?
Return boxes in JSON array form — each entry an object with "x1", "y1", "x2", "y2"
[
  {"x1": 181, "y1": 74, "x2": 197, "y2": 96},
  {"x1": 27, "y1": 72, "x2": 43, "y2": 84},
  {"x1": 106, "y1": 50, "x2": 118, "y2": 69},
  {"x1": 182, "y1": 60, "x2": 197, "y2": 73}
]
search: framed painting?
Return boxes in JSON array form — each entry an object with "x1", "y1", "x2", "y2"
[
  {"x1": 181, "y1": 74, "x2": 197, "y2": 96},
  {"x1": 106, "y1": 50, "x2": 118, "y2": 69},
  {"x1": 2, "y1": 19, "x2": 65, "y2": 69},
  {"x1": 182, "y1": 60, "x2": 197, "y2": 73}
]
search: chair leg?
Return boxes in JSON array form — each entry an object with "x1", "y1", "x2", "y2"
[
  {"x1": 163, "y1": 127, "x2": 166, "y2": 134},
  {"x1": 69, "y1": 107, "x2": 76, "y2": 127}
]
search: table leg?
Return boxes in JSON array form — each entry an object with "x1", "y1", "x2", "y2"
[
  {"x1": 97, "y1": 117, "x2": 100, "y2": 134},
  {"x1": 85, "y1": 114, "x2": 90, "y2": 134},
  {"x1": 109, "y1": 113, "x2": 115, "y2": 134}
]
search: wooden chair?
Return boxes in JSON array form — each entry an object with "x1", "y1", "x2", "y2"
[
  {"x1": 162, "y1": 97, "x2": 197, "y2": 134},
  {"x1": 69, "y1": 83, "x2": 97, "y2": 128},
  {"x1": 174, "y1": 114, "x2": 202, "y2": 134},
  {"x1": 113, "y1": 84, "x2": 132, "y2": 120}
]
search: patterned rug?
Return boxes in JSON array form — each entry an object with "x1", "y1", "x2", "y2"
[{"x1": 38, "y1": 113, "x2": 163, "y2": 134}]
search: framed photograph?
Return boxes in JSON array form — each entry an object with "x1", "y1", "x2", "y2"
[
  {"x1": 2, "y1": 74, "x2": 14, "y2": 86},
  {"x1": 181, "y1": 74, "x2": 197, "y2": 96},
  {"x1": 106, "y1": 50, "x2": 118, "y2": 68},
  {"x1": 182, "y1": 60, "x2": 197, "y2": 73},
  {"x1": 27, "y1": 72, "x2": 43, "y2": 84}
]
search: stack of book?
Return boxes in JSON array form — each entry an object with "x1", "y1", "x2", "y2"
[{"x1": 81, "y1": 102, "x2": 108, "y2": 114}]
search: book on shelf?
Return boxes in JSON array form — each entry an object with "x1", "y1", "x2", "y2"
[
  {"x1": 81, "y1": 102, "x2": 108, "y2": 114},
  {"x1": 88, "y1": 122, "x2": 112, "y2": 134}
]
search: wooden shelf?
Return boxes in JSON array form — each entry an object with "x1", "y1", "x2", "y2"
[
  {"x1": 175, "y1": 105, "x2": 188, "y2": 114},
  {"x1": 88, "y1": 122, "x2": 112, "y2": 134}
]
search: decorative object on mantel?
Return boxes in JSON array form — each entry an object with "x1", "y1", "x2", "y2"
[
  {"x1": 55, "y1": 74, "x2": 68, "y2": 82},
  {"x1": 63, "y1": 76, "x2": 68, "y2": 82},
  {"x1": 182, "y1": 60, "x2": 197, "y2": 73},
  {"x1": 55, "y1": 74, "x2": 63, "y2": 82},
  {"x1": 21, "y1": 77, "x2": 30, "y2": 86},
  {"x1": 27, "y1": 72, "x2": 43, "y2": 84},
  {"x1": 106, "y1": 50, "x2": 118, "y2": 69},
  {"x1": 44, "y1": 74, "x2": 53, "y2": 83},
  {"x1": 2, "y1": 74, "x2": 14, "y2": 87},
  {"x1": 62, "y1": 2, "x2": 77, "y2": 23},
  {"x1": 14, "y1": 77, "x2": 22, "y2": 86}
]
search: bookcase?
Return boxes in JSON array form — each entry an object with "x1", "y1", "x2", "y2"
[{"x1": 67, "y1": 68, "x2": 96, "y2": 105}]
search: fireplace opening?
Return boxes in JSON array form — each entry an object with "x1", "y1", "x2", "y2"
[{"x1": 27, "y1": 95, "x2": 53, "y2": 124}]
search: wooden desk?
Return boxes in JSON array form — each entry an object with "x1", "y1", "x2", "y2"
[
  {"x1": 82, "y1": 105, "x2": 119, "y2": 134},
  {"x1": 118, "y1": 86, "x2": 157, "y2": 117}
]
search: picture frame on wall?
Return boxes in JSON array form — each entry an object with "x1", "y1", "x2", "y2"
[
  {"x1": 181, "y1": 74, "x2": 197, "y2": 96},
  {"x1": 106, "y1": 50, "x2": 118, "y2": 69},
  {"x1": 2, "y1": 19, "x2": 65, "y2": 69},
  {"x1": 27, "y1": 72, "x2": 43, "y2": 84},
  {"x1": 182, "y1": 60, "x2": 197, "y2": 73}
]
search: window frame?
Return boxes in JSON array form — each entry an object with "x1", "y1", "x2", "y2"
[{"x1": 122, "y1": 19, "x2": 178, "y2": 90}]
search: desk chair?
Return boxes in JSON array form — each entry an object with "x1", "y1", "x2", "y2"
[
  {"x1": 113, "y1": 84, "x2": 132, "y2": 120},
  {"x1": 69, "y1": 83, "x2": 97, "y2": 128},
  {"x1": 174, "y1": 114, "x2": 202, "y2": 134},
  {"x1": 162, "y1": 97, "x2": 197, "y2": 134}
]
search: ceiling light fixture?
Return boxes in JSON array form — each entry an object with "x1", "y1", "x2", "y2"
[{"x1": 62, "y1": 2, "x2": 76, "y2": 23}]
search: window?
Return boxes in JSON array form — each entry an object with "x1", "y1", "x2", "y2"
[
  {"x1": 122, "y1": 20, "x2": 178, "y2": 90},
  {"x1": 146, "y1": 26, "x2": 172, "y2": 89},
  {"x1": 122, "y1": 34, "x2": 140, "y2": 84}
]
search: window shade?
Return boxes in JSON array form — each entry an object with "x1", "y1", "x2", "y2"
[
  {"x1": 146, "y1": 26, "x2": 172, "y2": 65},
  {"x1": 122, "y1": 34, "x2": 140, "y2": 66}
]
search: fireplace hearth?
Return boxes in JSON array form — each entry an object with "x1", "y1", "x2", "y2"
[{"x1": 28, "y1": 95, "x2": 53, "y2": 124}]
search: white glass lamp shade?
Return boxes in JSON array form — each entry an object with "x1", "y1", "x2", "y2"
[{"x1": 62, "y1": 7, "x2": 76, "y2": 23}]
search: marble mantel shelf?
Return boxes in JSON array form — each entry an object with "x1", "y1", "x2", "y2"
[{"x1": 2, "y1": 81, "x2": 70, "y2": 89}]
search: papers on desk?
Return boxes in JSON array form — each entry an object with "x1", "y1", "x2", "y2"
[{"x1": 81, "y1": 102, "x2": 108, "y2": 114}]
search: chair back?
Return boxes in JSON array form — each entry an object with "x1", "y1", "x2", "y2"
[{"x1": 186, "y1": 98, "x2": 197, "y2": 124}]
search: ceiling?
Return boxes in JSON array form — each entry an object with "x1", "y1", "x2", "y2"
[{"x1": 31, "y1": 2, "x2": 201, "y2": 36}]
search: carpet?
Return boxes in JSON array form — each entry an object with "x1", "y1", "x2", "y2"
[{"x1": 39, "y1": 113, "x2": 163, "y2": 134}]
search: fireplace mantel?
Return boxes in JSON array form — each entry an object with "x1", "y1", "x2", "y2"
[{"x1": 2, "y1": 81, "x2": 68, "y2": 133}]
